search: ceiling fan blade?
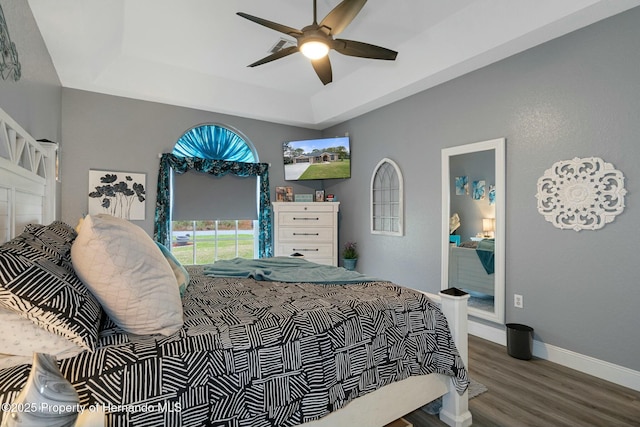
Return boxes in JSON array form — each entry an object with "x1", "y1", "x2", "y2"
[
  {"x1": 237, "y1": 12, "x2": 303, "y2": 38},
  {"x1": 333, "y1": 39, "x2": 397, "y2": 60},
  {"x1": 247, "y1": 46, "x2": 299, "y2": 67},
  {"x1": 311, "y1": 56, "x2": 332, "y2": 85},
  {"x1": 320, "y1": 0, "x2": 367, "y2": 36}
]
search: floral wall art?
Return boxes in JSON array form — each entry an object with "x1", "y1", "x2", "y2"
[
  {"x1": 472, "y1": 180, "x2": 486, "y2": 200},
  {"x1": 455, "y1": 176, "x2": 469, "y2": 195},
  {"x1": 536, "y1": 157, "x2": 627, "y2": 231},
  {"x1": 0, "y1": 4, "x2": 21, "y2": 81},
  {"x1": 88, "y1": 170, "x2": 146, "y2": 220}
]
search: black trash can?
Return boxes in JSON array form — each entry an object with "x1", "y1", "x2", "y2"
[{"x1": 506, "y1": 323, "x2": 534, "y2": 360}]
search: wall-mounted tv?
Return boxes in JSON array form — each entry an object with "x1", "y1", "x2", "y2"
[{"x1": 283, "y1": 136, "x2": 351, "y2": 181}]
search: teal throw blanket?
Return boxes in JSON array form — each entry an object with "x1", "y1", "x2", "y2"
[
  {"x1": 476, "y1": 239, "x2": 495, "y2": 275},
  {"x1": 204, "y1": 257, "x2": 379, "y2": 284}
]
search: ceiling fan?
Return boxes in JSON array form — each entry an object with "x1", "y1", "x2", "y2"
[{"x1": 237, "y1": 0, "x2": 398, "y2": 85}]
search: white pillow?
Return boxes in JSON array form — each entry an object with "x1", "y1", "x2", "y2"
[
  {"x1": 71, "y1": 214, "x2": 183, "y2": 336},
  {"x1": 0, "y1": 306, "x2": 84, "y2": 358}
]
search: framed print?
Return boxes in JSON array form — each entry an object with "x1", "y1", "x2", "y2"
[
  {"x1": 276, "y1": 186, "x2": 294, "y2": 202},
  {"x1": 294, "y1": 193, "x2": 313, "y2": 202},
  {"x1": 488, "y1": 184, "x2": 496, "y2": 205},
  {"x1": 472, "y1": 180, "x2": 486, "y2": 200},
  {"x1": 315, "y1": 190, "x2": 325, "y2": 202},
  {"x1": 455, "y1": 176, "x2": 469, "y2": 195},
  {"x1": 88, "y1": 170, "x2": 146, "y2": 220}
]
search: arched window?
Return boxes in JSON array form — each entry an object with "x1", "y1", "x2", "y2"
[
  {"x1": 154, "y1": 124, "x2": 272, "y2": 263},
  {"x1": 173, "y1": 125, "x2": 257, "y2": 162},
  {"x1": 370, "y1": 158, "x2": 404, "y2": 236}
]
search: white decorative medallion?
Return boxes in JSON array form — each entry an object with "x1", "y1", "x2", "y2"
[{"x1": 536, "y1": 157, "x2": 627, "y2": 231}]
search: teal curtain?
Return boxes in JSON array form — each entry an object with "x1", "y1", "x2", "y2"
[
  {"x1": 173, "y1": 125, "x2": 255, "y2": 162},
  {"x1": 154, "y1": 154, "x2": 272, "y2": 258}
]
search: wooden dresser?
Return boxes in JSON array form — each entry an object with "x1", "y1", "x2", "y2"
[{"x1": 272, "y1": 202, "x2": 340, "y2": 266}]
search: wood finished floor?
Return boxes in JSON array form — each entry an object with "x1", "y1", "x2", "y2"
[{"x1": 403, "y1": 335, "x2": 640, "y2": 427}]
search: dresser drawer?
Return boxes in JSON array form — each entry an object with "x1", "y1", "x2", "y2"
[
  {"x1": 275, "y1": 243, "x2": 334, "y2": 259},
  {"x1": 275, "y1": 203, "x2": 338, "y2": 213},
  {"x1": 278, "y1": 212, "x2": 334, "y2": 227},
  {"x1": 278, "y1": 227, "x2": 333, "y2": 242}
]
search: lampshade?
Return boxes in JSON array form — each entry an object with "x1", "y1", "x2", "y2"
[
  {"x1": 482, "y1": 218, "x2": 495, "y2": 236},
  {"x1": 300, "y1": 40, "x2": 329, "y2": 60}
]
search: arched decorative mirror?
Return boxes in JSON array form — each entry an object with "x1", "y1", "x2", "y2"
[{"x1": 441, "y1": 138, "x2": 505, "y2": 324}]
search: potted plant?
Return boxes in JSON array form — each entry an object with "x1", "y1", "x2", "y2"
[{"x1": 342, "y1": 241, "x2": 358, "y2": 271}]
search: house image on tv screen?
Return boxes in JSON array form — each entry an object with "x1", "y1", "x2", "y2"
[{"x1": 292, "y1": 151, "x2": 339, "y2": 164}]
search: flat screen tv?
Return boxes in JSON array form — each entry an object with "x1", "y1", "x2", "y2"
[{"x1": 283, "y1": 136, "x2": 351, "y2": 181}]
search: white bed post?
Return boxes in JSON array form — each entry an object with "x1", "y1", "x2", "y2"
[{"x1": 438, "y1": 289, "x2": 472, "y2": 427}]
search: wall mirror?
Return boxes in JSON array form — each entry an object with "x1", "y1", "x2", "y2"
[{"x1": 441, "y1": 138, "x2": 505, "y2": 324}]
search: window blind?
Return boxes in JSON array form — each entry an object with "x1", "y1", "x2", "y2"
[{"x1": 172, "y1": 169, "x2": 258, "y2": 220}]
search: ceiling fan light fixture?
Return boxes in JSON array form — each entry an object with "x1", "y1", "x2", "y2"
[
  {"x1": 238, "y1": 0, "x2": 397, "y2": 83},
  {"x1": 300, "y1": 40, "x2": 329, "y2": 60}
]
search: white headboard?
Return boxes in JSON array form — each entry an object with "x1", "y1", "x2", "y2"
[{"x1": 0, "y1": 107, "x2": 57, "y2": 243}]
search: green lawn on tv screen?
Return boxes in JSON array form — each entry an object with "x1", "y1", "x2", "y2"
[{"x1": 298, "y1": 160, "x2": 350, "y2": 180}]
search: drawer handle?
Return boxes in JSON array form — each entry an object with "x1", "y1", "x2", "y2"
[
  {"x1": 293, "y1": 232, "x2": 320, "y2": 236},
  {"x1": 293, "y1": 217, "x2": 319, "y2": 221},
  {"x1": 293, "y1": 248, "x2": 320, "y2": 252}
]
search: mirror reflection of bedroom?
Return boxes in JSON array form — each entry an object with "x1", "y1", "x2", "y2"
[
  {"x1": 449, "y1": 150, "x2": 496, "y2": 313},
  {"x1": 442, "y1": 138, "x2": 505, "y2": 324}
]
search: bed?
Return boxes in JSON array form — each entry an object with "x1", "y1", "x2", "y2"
[
  {"x1": 0, "y1": 107, "x2": 472, "y2": 427},
  {"x1": 448, "y1": 242, "x2": 494, "y2": 296}
]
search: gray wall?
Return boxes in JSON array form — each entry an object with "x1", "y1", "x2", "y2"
[
  {"x1": 323, "y1": 7, "x2": 640, "y2": 371},
  {"x1": 0, "y1": 0, "x2": 61, "y2": 217},
  {"x1": 60, "y1": 89, "x2": 321, "y2": 233},
  {"x1": 0, "y1": 0, "x2": 61, "y2": 142}
]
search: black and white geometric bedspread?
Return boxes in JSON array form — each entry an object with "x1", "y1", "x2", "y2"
[{"x1": 0, "y1": 267, "x2": 468, "y2": 427}]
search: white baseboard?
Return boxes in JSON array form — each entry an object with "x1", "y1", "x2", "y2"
[
  {"x1": 468, "y1": 321, "x2": 506, "y2": 346},
  {"x1": 468, "y1": 320, "x2": 640, "y2": 392}
]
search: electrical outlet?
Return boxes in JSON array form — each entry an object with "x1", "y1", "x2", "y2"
[{"x1": 514, "y1": 294, "x2": 523, "y2": 308}]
